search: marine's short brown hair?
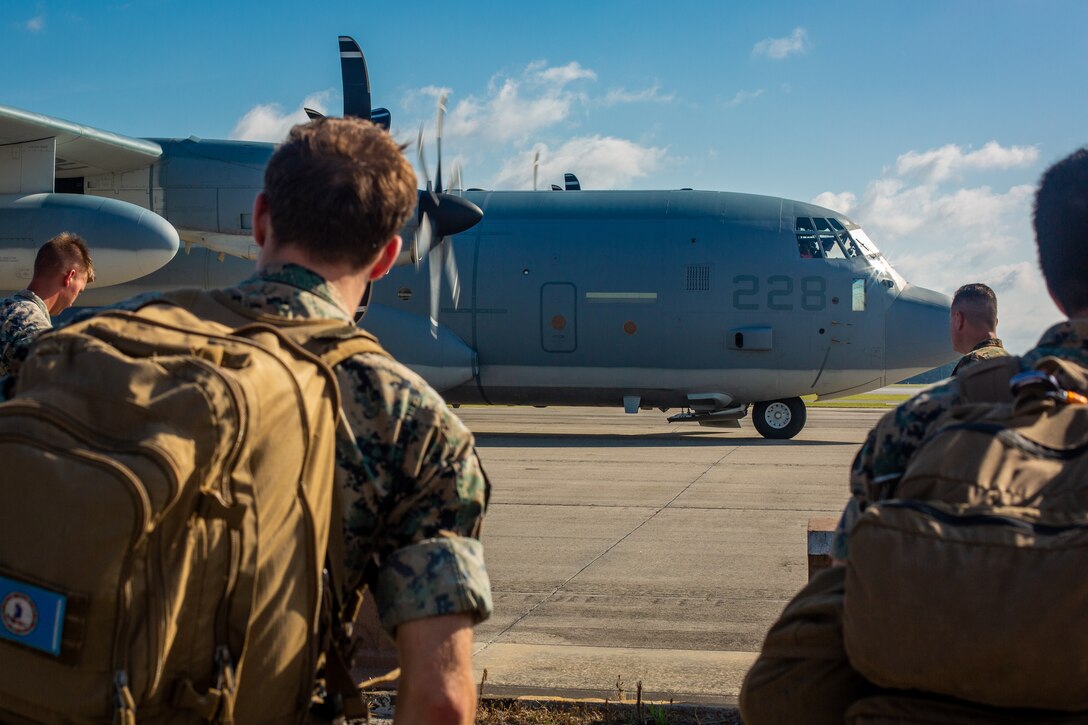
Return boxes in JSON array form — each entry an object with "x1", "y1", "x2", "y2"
[
  {"x1": 1034, "y1": 147, "x2": 1088, "y2": 315},
  {"x1": 952, "y1": 283, "x2": 998, "y2": 329},
  {"x1": 33, "y1": 231, "x2": 94, "y2": 284},
  {"x1": 263, "y1": 117, "x2": 418, "y2": 269}
]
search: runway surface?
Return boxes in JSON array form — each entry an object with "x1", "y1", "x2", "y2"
[{"x1": 456, "y1": 405, "x2": 884, "y2": 705}]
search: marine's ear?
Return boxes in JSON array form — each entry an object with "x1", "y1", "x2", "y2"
[
  {"x1": 369, "y1": 235, "x2": 403, "y2": 281},
  {"x1": 253, "y1": 193, "x2": 271, "y2": 249}
]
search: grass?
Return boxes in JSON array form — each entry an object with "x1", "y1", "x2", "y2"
[
  {"x1": 808, "y1": 400, "x2": 906, "y2": 408},
  {"x1": 474, "y1": 698, "x2": 742, "y2": 724}
]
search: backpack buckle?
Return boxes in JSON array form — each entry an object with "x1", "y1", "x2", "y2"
[{"x1": 1011, "y1": 370, "x2": 1088, "y2": 405}]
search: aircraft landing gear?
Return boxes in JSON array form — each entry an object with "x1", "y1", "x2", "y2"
[{"x1": 752, "y1": 397, "x2": 807, "y2": 439}]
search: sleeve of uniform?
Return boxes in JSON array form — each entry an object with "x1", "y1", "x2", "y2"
[
  {"x1": 0, "y1": 302, "x2": 51, "y2": 376},
  {"x1": 334, "y1": 355, "x2": 492, "y2": 635}
]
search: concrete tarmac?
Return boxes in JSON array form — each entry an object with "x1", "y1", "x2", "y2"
[{"x1": 457, "y1": 405, "x2": 884, "y2": 705}]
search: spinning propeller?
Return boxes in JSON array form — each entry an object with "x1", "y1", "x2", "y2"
[
  {"x1": 306, "y1": 36, "x2": 483, "y2": 328},
  {"x1": 414, "y1": 92, "x2": 474, "y2": 337}
]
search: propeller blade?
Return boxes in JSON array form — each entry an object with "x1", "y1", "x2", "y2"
[
  {"x1": 339, "y1": 36, "x2": 373, "y2": 120},
  {"x1": 443, "y1": 240, "x2": 461, "y2": 309},
  {"x1": 532, "y1": 150, "x2": 540, "y2": 191},
  {"x1": 435, "y1": 92, "x2": 448, "y2": 194},
  {"x1": 370, "y1": 107, "x2": 391, "y2": 130},
  {"x1": 447, "y1": 162, "x2": 463, "y2": 195},
  {"x1": 416, "y1": 124, "x2": 430, "y2": 188},
  {"x1": 304, "y1": 108, "x2": 325, "y2": 120},
  {"x1": 413, "y1": 212, "x2": 433, "y2": 266},
  {"x1": 428, "y1": 244, "x2": 442, "y2": 338},
  {"x1": 354, "y1": 283, "x2": 373, "y2": 323}
]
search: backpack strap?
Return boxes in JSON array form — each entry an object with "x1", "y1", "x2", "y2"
[{"x1": 299, "y1": 327, "x2": 392, "y2": 720}]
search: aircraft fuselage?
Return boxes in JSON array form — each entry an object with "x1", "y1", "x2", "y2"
[{"x1": 368, "y1": 190, "x2": 952, "y2": 410}]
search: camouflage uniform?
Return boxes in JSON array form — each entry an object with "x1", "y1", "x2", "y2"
[
  {"x1": 221, "y1": 264, "x2": 492, "y2": 631},
  {"x1": 28, "y1": 264, "x2": 493, "y2": 633},
  {"x1": 740, "y1": 320, "x2": 1088, "y2": 724},
  {"x1": 950, "y1": 336, "x2": 1008, "y2": 376},
  {"x1": 0, "y1": 289, "x2": 51, "y2": 377}
]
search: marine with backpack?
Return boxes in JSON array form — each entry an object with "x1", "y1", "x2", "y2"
[
  {"x1": 844, "y1": 352, "x2": 1088, "y2": 712},
  {"x1": 0, "y1": 116, "x2": 494, "y2": 725},
  {"x1": 0, "y1": 289, "x2": 386, "y2": 723},
  {"x1": 741, "y1": 328, "x2": 1088, "y2": 725}
]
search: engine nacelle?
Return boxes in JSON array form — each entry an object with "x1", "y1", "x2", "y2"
[{"x1": 0, "y1": 193, "x2": 179, "y2": 290}]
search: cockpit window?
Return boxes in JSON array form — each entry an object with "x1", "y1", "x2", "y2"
[
  {"x1": 820, "y1": 232, "x2": 847, "y2": 259},
  {"x1": 796, "y1": 233, "x2": 820, "y2": 258},
  {"x1": 797, "y1": 217, "x2": 864, "y2": 260}
]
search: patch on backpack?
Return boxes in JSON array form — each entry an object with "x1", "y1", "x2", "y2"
[{"x1": 0, "y1": 575, "x2": 66, "y2": 655}]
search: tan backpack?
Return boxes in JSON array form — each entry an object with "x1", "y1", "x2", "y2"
[
  {"x1": 844, "y1": 355, "x2": 1088, "y2": 711},
  {"x1": 0, "y1": 289, "x2": 384, "y2": 724}
]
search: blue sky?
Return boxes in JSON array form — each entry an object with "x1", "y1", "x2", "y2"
[{"x1": 3, "y1": 0, "x2": 1087, "y2": 352}]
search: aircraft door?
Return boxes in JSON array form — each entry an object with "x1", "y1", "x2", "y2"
[{"x1": 541, "y1": 282, "x2": 577, "y2": 352}]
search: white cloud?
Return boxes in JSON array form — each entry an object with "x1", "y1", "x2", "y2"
[
  {"x1": 401, "y1": 60, "x2": 672, "y2": 193},
  {"x1": 24, "y1": 15, "x2": 44, "y2": 32},
  {"x1": 601, "y1": 84, "x2": 674, "y2": 106},
  {"x1": 811, "y1": 190, "x2": 857, "y2": 215},
  {"x1": 535, "y1": 62, "x2": 596, "y2": 85},
  {"x1": 228, "y1": 90, "x2": 336, "y2": 142},
  {"x1": 811, "y1": 141, "x2": 1059, "y2": 352},
  {"x1": 895, "y1": 141, "x2": 1039, "y2": 183},
  {"x1": 752, "y1": 28, "x2": 811, "y2": 60},
  {"x1": 493, "y1": 136, "x2": 667, "y2": 190},
  {"x1": 726, "y1": 89, "x2": 765, "y2": 108},
  {"x1": 425, "y1": 61, "x2": 597, "y2": 146}
]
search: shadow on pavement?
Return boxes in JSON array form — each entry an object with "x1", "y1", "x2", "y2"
[{"x1": 474, "y1": 431, "x2": 847, "y2": 448}]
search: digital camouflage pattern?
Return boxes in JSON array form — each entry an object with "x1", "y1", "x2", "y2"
[
  {"x1": 223, "y1": 263, "x2": 493, "y2": 632},
  {"x1": 6, "y1": 263, "x2": 493, "y2": 633},
  {"x1": 832, "y1": 319, "x2": 1088, "y2": 560},
  {"x1": 950, "y1": 336, "x2": 1009, "y2": 376},
  {"x1": 0, "y1": 289, "x2": 51, "y2": 376}
]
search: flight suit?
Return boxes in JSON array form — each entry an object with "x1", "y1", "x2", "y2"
[
  {"x1": 0, "y1": 289, "x2": 51, "y2": 376},
  {"x1": 951, "y1": 336, "x2": 1009, "y2": 376},
  {"x1": 740, "y1": 320, "x2": 1088, "y2": 724}
]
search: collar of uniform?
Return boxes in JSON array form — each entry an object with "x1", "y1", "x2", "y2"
[
  {"x1": 14, "y1": 289, "x2": 49, "y2": 318},
  {"x1": 231, "y1": 263, "x2": 354, "y2": 322},
  {"x1": 970, "y1": 337, "x2": 1003, "y2": 352}
]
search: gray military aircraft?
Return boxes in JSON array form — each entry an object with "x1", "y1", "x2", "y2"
[{"x1": 0, "y1": 36, "x2": 956, "y2": 438}]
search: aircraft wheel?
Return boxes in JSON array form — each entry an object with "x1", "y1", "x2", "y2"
[{"x1": 752, "y1": 397, "x2": 806, "y2": 439}]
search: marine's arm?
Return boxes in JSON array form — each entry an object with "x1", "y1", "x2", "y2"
[
  {"x1": 333, "y1": 354, "x2": 491, "y2": 713},
  {"x1": 393, "y1": 613, "x2": 476, "y2": 725},
  {"x1": 831, "y1": 382, "x2": 959, "y2": 561},
  {"x1": 0, "y1": 300, "x2": 51, "y2": 376}
]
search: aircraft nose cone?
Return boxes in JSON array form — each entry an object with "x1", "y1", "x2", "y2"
[
  {"x1": 885, "y1": 285, "x2": 958, "y2": 383},
  {"x1": 427, "y1": 192, "x2": 484, "y2": 237}
]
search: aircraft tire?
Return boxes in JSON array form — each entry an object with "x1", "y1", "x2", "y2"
[{"x1": 752, "y1": 397, "x2": 806, "y2": 439}]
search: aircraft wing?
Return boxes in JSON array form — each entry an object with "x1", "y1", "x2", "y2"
[
  {"x1": 0, "y1": 103, "x2": 162, "y2": 179},
  {"x1": 177, "y1": 230, "x2": 258, "y2": 261}
]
